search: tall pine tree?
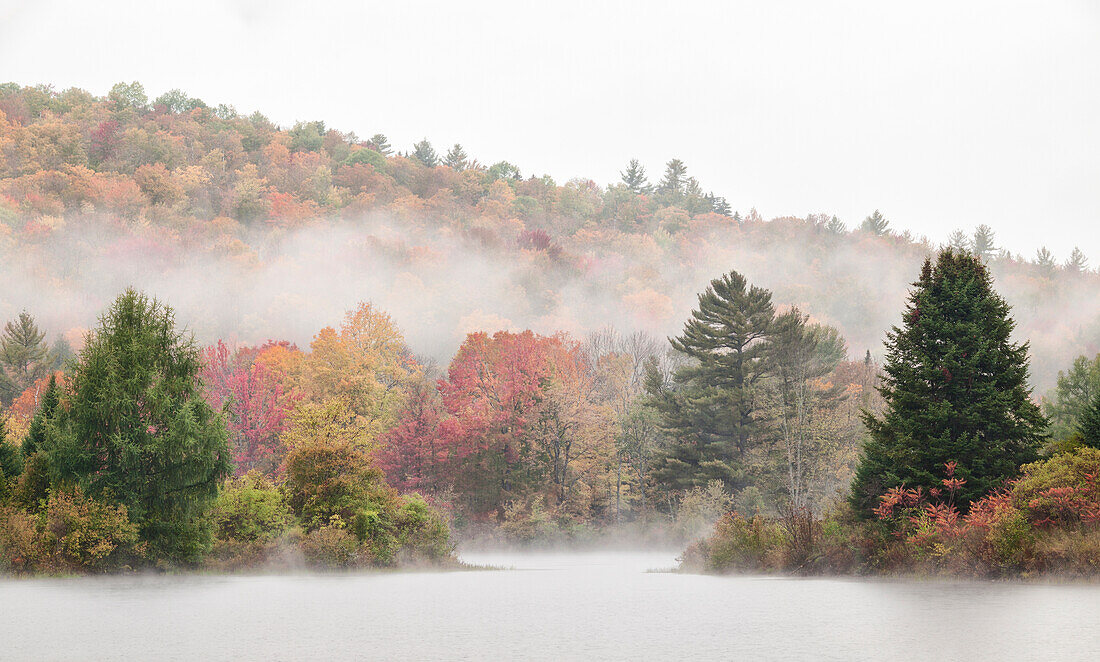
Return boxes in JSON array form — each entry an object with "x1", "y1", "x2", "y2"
[
  {"x1": 1, "y1": 311, "x2": 49, "y2": 396},
  {"x1": 620, "y1": 158, "x2": 651, "y2": 194},
  {"x1": 646, "y1": 270, "x2": 774, "y2": 491},
  {"x1": 850, "y1": 249, "x2": 1046, "y2": 514}
]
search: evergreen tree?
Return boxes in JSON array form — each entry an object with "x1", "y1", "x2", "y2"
[
  {"x1": 947, "y1": 229, "x2": 971, "y2": 252},
  {"x1": 488, "y1": 161, "x2": 521, "y2": 181},
  {"x1": 1043, "y1": 353, "x2": 1100, "y2": 443},
  {"x1": 1, "y1": 311, "x2": 49, "y2": 396},
  {"x1": 825, "y1": 216, "x2": 846, "y2": 234},
  {"x1": 1076, "y1": 388, "x2": 1100, "y2": 449},
  {"x1": 859, "y1": 210, "x2": 890, "y2": 236},
  {"x1": 443, "y1": 143, "x2": 468, "y2": 171},
  {"x1": 49, "y1": 336, "x2": 74, "y2": 371},
  {"x1": 657, "y1": 159, "x2": 687, "y2": 195},
  {"x1": 707, "y1": 193, "x2": 732, "y2": 216},
  {"x1": 850, "y1": 250, "x2": 1046, "y2": 515},
  {"x1": 972, "y1": 224, "x2": 997, "y2": 261},
  {"x1": 620, "y1": 158, "x2": 651, "y2": 194},
  {"x1": 646, "y1": 271, "x2": 774, "y2": 491},
  {"x1": 1034, "y1": 247, "x2": 1057, "y2": 274},
  {"x1": 412, "y1": 139, "x2": 438, "y2": 167},
  {"x1": 1065, "y1": 246, "x2": 1089, "y2": 273},
  {"x1": 0, "y1": 310, "x2": 50, "y2": 402},
  {"x1": 0, "y1": 417, "x2": 23, "y2": 500},
  {"x1": 22, "y1": 374, "x2": 59, "y2": 457},
  {"x1": 681, "y1": 177, "x2": 705, "y2": 206},
  {"x1": 367, "y1": 133, "x2": 392, "y2": 155},
  {"x1": 51, "y1": 290, "x2": 231, "y2": 564}
]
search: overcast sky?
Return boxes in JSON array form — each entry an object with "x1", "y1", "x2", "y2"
[{"x1": 3, "y1": 0, "x2": 1098, "y2": 261}]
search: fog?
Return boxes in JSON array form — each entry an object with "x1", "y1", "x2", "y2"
[
  {"x1": 2, "y1": 551, "x2": 1098, "y2": 661},
  {"x1": 2, "y1": 211, "x2": 1096, "y2": 392}
]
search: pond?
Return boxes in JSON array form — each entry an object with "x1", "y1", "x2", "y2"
[{"x1": 1, "y1": 551, "x2": 1096, "y2": 660}]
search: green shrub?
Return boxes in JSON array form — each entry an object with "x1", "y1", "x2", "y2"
[
  {"x1": 41, "y1": 487, "x2": 145, "y2": 572},
  {"x1": 212, "y1": 472, "x2": 294, "y2": 544},
  {"x1": 394, "y1": 493, "x2": 453, "y2": 563},
  {"x1": 987, "y1": 510, "x2": 1034, "y2": 568},
  {"x1": 0, "y1": 506, "x2": 42, "y2": 572},
  {"x1": 208, "y1": 472, "x2": 296, "y2": 569},
  {"x1": 12, "y1": 452, "x2": 51, "y2": 511},
  {"x1": 696, "y1": 512, "x2": 786, "y2": 572},
  {"x1": 300, "y1": 519, "x2": 358, "y2": 568},
  {"x1": 1013, "y1": 447, "x2": 1100, "y2": 527}
]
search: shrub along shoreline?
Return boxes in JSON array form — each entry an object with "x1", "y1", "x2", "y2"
[{"x1": 681, "y1": 448, "x2": 1100, "y2": 579}]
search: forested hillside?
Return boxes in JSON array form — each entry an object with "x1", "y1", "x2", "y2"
[
  {"x1": 1, "y1": 79, "x2": 1096, "y2": 392},
  {"x1": 3, "y1": 81, "x2": 1100, "y2": 569}
]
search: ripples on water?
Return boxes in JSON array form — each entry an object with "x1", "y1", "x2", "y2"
[{"x1": 1, "y1": 551, "x2": 1097, "y2": 661}]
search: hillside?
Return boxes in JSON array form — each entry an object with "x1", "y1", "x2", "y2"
[{"x1": 1, "y1": 81, "x2": 1096, "y2": 390}]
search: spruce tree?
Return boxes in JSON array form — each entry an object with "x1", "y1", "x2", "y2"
[
  {"x1": 51, "y1": 290, "x2": 231, "y2": 564},
  {"x1": 22, "y1": 374, "x2": 59, "y2": 457},
  {"x1": 412, "y1": 139, "x2": 438, "y2": 167},
  {"x1": 1043, "y1": 353, "x2": 1100, "y2": 442},
  {"x1": 1076, "y1": 389, "x2": 1100, "y2": 449},
  {"x1": 0, "y1": 417, "x2": 23, "y2": 497},
  {"x1": 850, "y1": 250, "x2": 1046, "y2": 515},
  {"x1": 646, "y1": 270, "x2": 774, "y2": 491}
]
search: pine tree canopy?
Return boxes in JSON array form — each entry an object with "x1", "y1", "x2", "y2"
[
  {"x1": 657, "y1": 158, "x2": 687, "y2": 194},
  {"x1": 621, "y1": 158, "x2": 651, "y2": 194},
  {"x1": 367, "y1": 133, "x2": 392, "y2": 155},
  {"x1": 850, "y1": 249, "x2": 1047, "y2": 515},
  {"x1": 859, "y1": 210, "x2": 890, "y2": 236},
  {"x1": 647, "y1": 270, "x2": 774, "y2": 491},
  {"x1": 444, "y1": 143, "x2": 468, "y2": 170},
  {"x1": 1, "y1": 311, "x2": 49, "y2": 387}
]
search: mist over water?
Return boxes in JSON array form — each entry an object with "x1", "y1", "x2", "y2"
[{"x1": 1, "y1": 551, "x2": 1097, "y2": 661}]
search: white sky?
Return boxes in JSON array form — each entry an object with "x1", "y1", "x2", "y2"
[{"x1": 2, "y1": 0, "x2": 1098, "y2": 262}]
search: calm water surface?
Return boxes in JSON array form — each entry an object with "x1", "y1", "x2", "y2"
[{"x1": 1, "y1": 550, "x2": 1097, "y2": 661}]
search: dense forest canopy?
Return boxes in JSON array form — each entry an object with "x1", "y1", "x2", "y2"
[{"x1": 0, "y1": 80, "x2": 1097, "y2": 394}]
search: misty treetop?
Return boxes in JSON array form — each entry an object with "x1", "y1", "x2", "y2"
[{"x1": 0, "y1": 81, "x2": 1097, "y2": 395}]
